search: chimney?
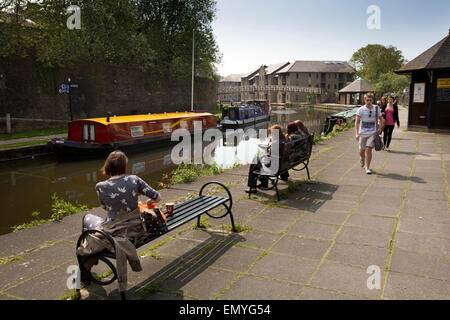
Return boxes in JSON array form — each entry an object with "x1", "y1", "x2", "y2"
[{"x1": 106, "y1": 112, "x2": 112, "y2": 122}]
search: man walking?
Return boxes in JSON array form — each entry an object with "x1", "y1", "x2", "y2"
[{"x1": 355, "y1": 93, "x2": 383, "y2": 174}]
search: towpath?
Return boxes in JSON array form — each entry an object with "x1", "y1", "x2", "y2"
[{"x1": 0, "y1": 107, "x2": 449, "y2": 300}]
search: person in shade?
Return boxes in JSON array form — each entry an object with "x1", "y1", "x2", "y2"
[
  {"x1": 381, "y1": 95, "x2": 400, "y2": 152},
  {"x1": 245, "y1": 124, "x2": 288, "y2": 194},
  {"x1": 83, "y1": 150, "x2": 162, "y2": 230}
]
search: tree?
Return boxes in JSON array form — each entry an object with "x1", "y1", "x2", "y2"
[
  {"x1": 0, "y1": 0, "x2": 220, "y2": 85},
  {"x1": 349, "y1": 44, "x2": 409, "y2": 95},
  {"x1": 349, "y1": 44, "x2": 407, "y2": 84},
  {"x1": 373, "y1": 72, "x2": 410, "y2": 95},
  {"x1": 136, "y1": 0, "x2": 220, "y2": 83}
]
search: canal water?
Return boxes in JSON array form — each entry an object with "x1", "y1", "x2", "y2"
[{"x1": 0, "y1": 107, "x2": 335, "y2": 235}]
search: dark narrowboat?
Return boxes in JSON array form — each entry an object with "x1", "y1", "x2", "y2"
[{"x1": 220, "y1": 100, "x2": 270, "y2": 130}]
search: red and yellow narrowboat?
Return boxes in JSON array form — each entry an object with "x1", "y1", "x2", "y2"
[{"x1": 49, "y1": 111, "x2": 218, "y2": 158}]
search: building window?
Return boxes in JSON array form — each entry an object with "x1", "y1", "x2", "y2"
[
  {"x1": 296, "y1": 95, "x2": 299, "y2": 101},
  {"x1": 296, "y1": 73, "x2": 299, "y2": 79}
]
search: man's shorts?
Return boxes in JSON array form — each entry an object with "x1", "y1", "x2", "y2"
[{"x1": 359, "y1": 133, "x2": 376, "y2": 150}]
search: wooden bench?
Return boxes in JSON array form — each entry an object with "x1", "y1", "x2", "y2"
[
  {"x1": 76, "y1": 181, "x2": 235, "y2": 300},
  {"x1": 250, "y1": 134, "x2": 313, "y2": 201}
]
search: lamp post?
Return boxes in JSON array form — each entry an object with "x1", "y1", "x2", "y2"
[{"x1": 191, "y1": 30, "x2": 194, "y2": 112}]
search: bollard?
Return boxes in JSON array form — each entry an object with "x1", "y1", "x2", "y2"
[{"x1": 6, "y1": 113, "x2": 11, "y2": 134}]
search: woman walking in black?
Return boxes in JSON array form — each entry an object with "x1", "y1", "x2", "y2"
[{"x1": 381, "y1": 95, "x2": 400, "y2": 152}]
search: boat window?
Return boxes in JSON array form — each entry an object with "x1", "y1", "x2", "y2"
[
  {"x1": 180, "y1": 121, "x2": 188, "y2": 129},
  {"x1": 163, "y1": 123, "x2": 172, "y2": 133},
  {"x1": 131, "y1": 126, "x2": 144, "y2": 137},
  {"x1": 83, "y1": 124, "x2": 95, "y2": 141},
  {"x1": 229, "y1": 109, "x2": 236, "y2": 120},
  {"x1": 241, "y1": 111, "x2": 245, "y2": 119},
  {"x1": 89, "y1": 125, "x2": 95, "y2": 141},
  {"x1": 83, "y1": 124, "x2": 89, "y2": 141}
]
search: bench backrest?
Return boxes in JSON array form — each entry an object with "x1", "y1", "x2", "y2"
[{"x1": 278, "y1": 134, "x2": 313, "y2": 174}]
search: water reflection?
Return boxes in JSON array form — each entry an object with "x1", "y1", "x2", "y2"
[{"x1": 0, "y1": 107, "x2": 335, "y2": 235}]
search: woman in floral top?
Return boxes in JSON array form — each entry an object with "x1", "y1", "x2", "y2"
[{"x1": 83, "y1": 150, "x2": 161, "y2": 229}]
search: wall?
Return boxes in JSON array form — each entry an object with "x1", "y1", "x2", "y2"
[{"x1": 0, "y1": 57, "x2": 218, "y2": 126}]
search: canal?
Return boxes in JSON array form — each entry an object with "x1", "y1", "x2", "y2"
[{"x1": 0, "y1": 107, "x2": 336, "y2": 235}]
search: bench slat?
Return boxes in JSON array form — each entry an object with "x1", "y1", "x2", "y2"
[
  {"x1": 167, "y1": 197, "x2": 228, "y2": 229},
  {"x1": 168, "y1": 196, "x2": 225, "y2": 219}
]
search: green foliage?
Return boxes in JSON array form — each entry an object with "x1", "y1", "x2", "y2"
[
  {"x1": 0, "y1": 0, "x2": 220, "y2": 83},
  {"x1": 51, "y1": 193, "x2": 88, "y2": 221},
  {"x1": 373, "y1": 72, "x2": 410, "y2": 95},
  {"x1": 349, "y1": 44, "x2": 410, "y2": 95},
  {"x1": 0, "y1": 128, "x2": 66, "y2": 141},
  {"x1": 313, "y1": 121, "x2": 354, "y2": 145},
  {"x1": 170, "y1": 162, "x2": 223, "y2": 185},
  {"x1": 349, "y1": 44, "x2": 407, "y2": 83},
  {"x1": 11, "y1": 194, "x2": 88, "y2": 232}
]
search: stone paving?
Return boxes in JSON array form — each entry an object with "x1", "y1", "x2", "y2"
[{"x1": 0, "y1": 107, "x2": 449, "y2": 300}]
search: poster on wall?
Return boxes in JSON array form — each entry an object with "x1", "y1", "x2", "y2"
[
  {"x1": 436, "y1": 78, "x2": 450, "y2": 102},
  {"x1": 413, "y1": 83, "x2": 426, "y2": 103}
]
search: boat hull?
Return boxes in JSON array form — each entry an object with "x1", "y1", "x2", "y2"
[
  {"x1": 50, "y1": 129, "x2": 206, "y2": 160},
  {"x1": 220, "y1": 115, "x2": 270, "y2": 131}
]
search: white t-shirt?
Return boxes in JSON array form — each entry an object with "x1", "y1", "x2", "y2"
[{"x1": 357, "y1": 105, "x2": 380, "y2": 135}]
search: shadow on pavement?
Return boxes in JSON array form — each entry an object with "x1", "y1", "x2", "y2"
[{"x1": 82, "y1": 230, "x2": 245, "y2": 300}]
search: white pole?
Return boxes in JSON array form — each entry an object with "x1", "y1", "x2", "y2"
[{"x1": 191, "y1": 30, "x2": 194, "y2": 111}]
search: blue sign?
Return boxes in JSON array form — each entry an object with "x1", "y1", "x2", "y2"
[{"x1": 59, "y1": 83, "x2": 78, "y2": 94}]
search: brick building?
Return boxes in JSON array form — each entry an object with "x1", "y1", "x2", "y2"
[{"x1": 217, "y1": 61, "x2": 355, "y2": 105}]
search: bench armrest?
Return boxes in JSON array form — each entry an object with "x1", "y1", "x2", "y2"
[{"x1": 199, "y1": 181, "x2": 233, "y2": 211}]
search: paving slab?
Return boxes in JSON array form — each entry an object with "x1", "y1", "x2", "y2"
[
  {"x1": 217, "y1": 274, "x2": 302, "y2": 300},
  {"x1": 383, "y1": 272, "x2": 450, "y2": 300},
  {"x1": 271, "y1": 235, "x2": 331, "y2": 260},
  {"x1": 389, "y1": 248, "x2": 450, "y2": 281},
  {"x1": 248, "y1": 252, "x2": 318, "y2": 284},
  {"x1": 326, "y1": 242, "x2": 390, "y2": 269},
  {"x1": 310, "y1": 261, "x2": 382, "y2": 299}
]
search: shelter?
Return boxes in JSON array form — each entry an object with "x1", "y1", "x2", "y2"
[
  {"x1": 338, "y1": 79, "x2": 374, "y2": 105},
  {"x1": 395, "y1": 30, "x2": 450, "y2": 129}
]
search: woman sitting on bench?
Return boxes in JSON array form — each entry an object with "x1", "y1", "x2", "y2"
[
  {"x1": 245, "y1": 125, "x2": 288, "y2": 194},
  {"x1": 83, "y1": 150, "x2": 162, "y2": 230},
  {"x1": 285, "y1": 120, "x2": 309, "y2": 140}
]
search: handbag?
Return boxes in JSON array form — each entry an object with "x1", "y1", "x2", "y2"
[
  {"x1": 138, "y1": 202, "x2": 168, "y2": 237},
  {"x1": 373, "y1": 106, "x2": 383, "y2": 151}
]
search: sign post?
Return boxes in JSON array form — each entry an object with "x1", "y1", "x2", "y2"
[{"x1": 59, "y1": 80, "x2": 78, "y2": 120}]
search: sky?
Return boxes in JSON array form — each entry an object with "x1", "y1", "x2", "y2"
[{"x1": 212, "y1": 0, "x2": 450, "y2": 77}]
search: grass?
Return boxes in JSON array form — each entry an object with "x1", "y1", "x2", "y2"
[
  {"x1": 313, "y1": 121, "x2": 355, "y2": 145},
  {"x1": 11, "y1": 194, "x2": 89, "y2": 232},
  {"x1": 169, "y1": 162, "x2": 224, "y2": 185},
  {"x1": 0, "y1": 139, "x2": 54, "y2": 150},
  {"x1": 0, "y1": 128, "x2": 66, "y2": 141}
]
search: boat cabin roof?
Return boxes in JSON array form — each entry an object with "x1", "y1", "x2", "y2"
[{"x1": 72, "y1": 112, "x2": 212, "y2": 126}]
